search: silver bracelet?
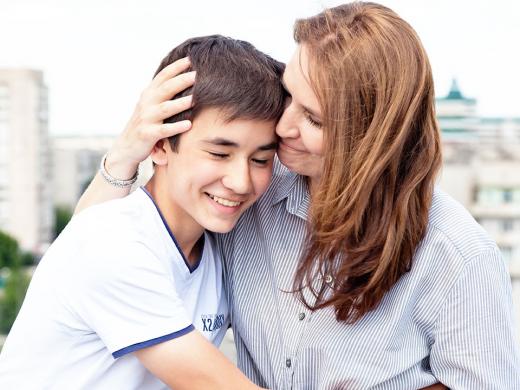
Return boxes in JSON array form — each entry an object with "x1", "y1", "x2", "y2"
[{"x1": 99, "y1": 153, "x2": 138, "y2": 188}]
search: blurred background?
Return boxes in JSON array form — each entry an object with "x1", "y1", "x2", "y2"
[{"x1": 0, "y1": 0, "x2": 519, "y2": 352}]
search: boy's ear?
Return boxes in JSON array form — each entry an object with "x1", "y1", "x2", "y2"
[{"x1": 150, "y1": 139, "x2": 169, "y2": 166}]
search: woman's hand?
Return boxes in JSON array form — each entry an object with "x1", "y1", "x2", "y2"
[
  {"x1": 105, "y1": 56, "x2": 196, "y2": 180},
  {"x1": 74, "y1": 56, "x2": 196, "y2": 214}
]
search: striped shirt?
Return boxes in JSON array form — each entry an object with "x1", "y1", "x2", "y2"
[{"x1": 218, "y1": 160, "x2": 520, "y2": 389}]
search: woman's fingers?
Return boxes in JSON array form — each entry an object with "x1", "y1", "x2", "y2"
[
  {"x1": 120, "y1": 95, "x2": 193, "y2": 156},
  {"x1": 142, "y1": 95, "x2": 193, "y2": 122},
  {"x1": 151, "y1": 57, "x2": 191, "y2": 87},
  {"x1": 158, "y1": 120, "x2": 192, "y2": 138},
  {"x1": 155, "y1": 71, "x2": 196, "y2": 102},
  {"x1": 107, "y1": 57, "x2": 196, "y2": 169},
  {"x1": 142, "y1": 71, "x2": 196, "y2": 105}
]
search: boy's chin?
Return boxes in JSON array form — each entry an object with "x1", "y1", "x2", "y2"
[{"x1": 202, "y1": 219, "x2": 239, "y2": 234}]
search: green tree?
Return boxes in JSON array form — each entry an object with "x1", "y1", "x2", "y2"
[
  {"x1": 0, "y1": 267, "x2": 30, "y2": 333},
  {"x1": 0, "y1": 230, "x2": 21, "y2": 269},
  {"x1": 20, "y1": 251, "x2": 36, "y2": 266},
  {"x1": 0, "y1": 230, "x2": 33, "y2": 333},
  {"x1": 54, "y1": 205, "x2": 73, "y2": 239}
]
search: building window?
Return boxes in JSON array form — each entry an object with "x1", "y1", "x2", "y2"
[
  {"x1": 500, "y1": 246, "x2": 513, "y2": 264},
  {"x1": 0, "y1": 84, "x2": 8, "y2": 98},
  {"x1": 478, "y1": 187, "x2": 520, "y2": 205},
  {"x1": 0, "y1": 200, "x2": 9, "y2": 222},
  {"x1": 477, "y1": 187, "x2": 503, "y2": 205},
  {"x1": 514, "y1": 189, "x2": 520, "y2": 203},
  {"x1": 0, "y1": 165, "x2": 7, "y2": 186},
  {"x1": 478, "y1": 218, "x2": 505, "y2": 235},
  {"x1": 0, "y1": 83, "x2": 8, "y2": 121},
  {"x1": 504, "y1": 189, "x2": 514, "y2": 203},
  {"x1": 502, "y1": 219, "x2": 514, "y2": 232}
]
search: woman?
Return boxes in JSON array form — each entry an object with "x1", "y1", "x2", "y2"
[{"x1": 77, "y1": 2, "x2": 520, "y2": 388}]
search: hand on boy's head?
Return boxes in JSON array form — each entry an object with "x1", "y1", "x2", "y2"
[{"x1": 105, "y1": 57, "x2": 195, "y2": 177}]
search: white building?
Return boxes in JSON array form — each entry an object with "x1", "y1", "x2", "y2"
[
  {"x1": 0, "y1": 69, "x2": 53, "y2": 253},
  {"x1": 437, "y1": 81, "x2": 520, "y2": 336},
  {"x1": 51, "y1": 135, "x2": 115, "y2": 210},
  {"x1": 51, "y1": 135, "x2": 153, "y2": 210},
  {"x1": 437, "y1": 79, "x2": 520, "y2": 145}
]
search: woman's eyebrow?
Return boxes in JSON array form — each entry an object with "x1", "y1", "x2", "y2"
[
  {"x1": 258, "y1": 142, "x2": 278, "y2": 151},
  {"x1": 282, "y1": 77, "x2": 321, "y2": 119}
]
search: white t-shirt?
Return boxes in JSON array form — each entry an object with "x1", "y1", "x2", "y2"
[{"x1": 0, "y1": 187, "x2": 229, "y2": 389}]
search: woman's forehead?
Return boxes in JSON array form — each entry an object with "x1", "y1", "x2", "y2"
[{"x1": 284, "y1": 46, "x2": 322, "y2": 116}]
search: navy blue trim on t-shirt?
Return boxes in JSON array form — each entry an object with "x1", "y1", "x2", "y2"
[
  {"x1": 140, "y1": 187, "x2": 204, "y2": 273},
  {"x1": 112, "y1": 324, "x2": 195, "y2": 359}
]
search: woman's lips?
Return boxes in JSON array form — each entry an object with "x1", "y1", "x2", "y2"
[{"x1": 279, "y1": 141, "x2": 306, "y2": 153}]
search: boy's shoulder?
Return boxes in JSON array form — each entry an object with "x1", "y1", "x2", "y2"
[
  {"x1": 70, "y1": 188, "x2": 156, "y2": 242},
  {"x1": 73, "y1": 188, "x2": 145, "y2": 227},
  {"x1": 53, "y1": 189, "x2": 170, "y2": 268}
]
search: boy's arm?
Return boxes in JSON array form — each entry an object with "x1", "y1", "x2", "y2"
[
  {"x1": 75, "y1": 242, "x2": 259, "y2": 389},
  {"x1": 135, "y1": 330, "x2": 264, "y2": 390},
  {"x1": 75, "y1": 57, "x2": 195, "y2": 214},
  {"x1": 135, "y1": 330, "x2": 444, "y2": 390}
]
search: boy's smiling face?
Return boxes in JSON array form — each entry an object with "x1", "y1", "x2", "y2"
[{"x1": 155, "y1": 107, "x2": 277, "y2": 234}]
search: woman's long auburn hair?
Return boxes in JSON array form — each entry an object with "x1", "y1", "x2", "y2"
[{"x1": 292, "y1": 2, "x2": 442, "y2": 323}]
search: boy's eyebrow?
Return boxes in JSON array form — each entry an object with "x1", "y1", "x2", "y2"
[
  {"x1": 202, "y1": 138, "x2": 278, "y2": 151},
  {"x1": 202, "y1": 138, "x2": 238, "y2": 147}
]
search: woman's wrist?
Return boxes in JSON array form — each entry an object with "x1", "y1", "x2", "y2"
[{"x1": 104, "y1": 150, "x2": 140, "y2": 181}]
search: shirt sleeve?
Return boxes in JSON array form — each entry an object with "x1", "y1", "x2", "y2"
[
  {"x1": 68, "y1": 242, "x2": 193, "y2": 358},
  {"x1": 430, "y1": 247, "x2": 520, "y2": 388}
]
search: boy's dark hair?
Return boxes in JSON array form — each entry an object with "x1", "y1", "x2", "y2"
[{"x1": 154, "y1": 35, "x2": 286, "y2": 151}]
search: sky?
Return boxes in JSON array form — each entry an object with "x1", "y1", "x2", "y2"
[{"x1": 1, "y1": 0, "x2": 519, "y2": 136}]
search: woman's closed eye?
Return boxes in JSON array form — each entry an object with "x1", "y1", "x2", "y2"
[{"x1": 305, "y1": 113, "x2": 323, "y2": 129}]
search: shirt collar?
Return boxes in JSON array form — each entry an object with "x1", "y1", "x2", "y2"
[
  {"x1": 139, "y1": 186, "x2": 204, "y2": 273},
  {"x1": 271, "y1": 165, "x2": 310, "y2": 221}
]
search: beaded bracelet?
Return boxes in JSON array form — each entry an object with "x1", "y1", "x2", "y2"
[{"x1": 99, "y1": 153, "x2": 138, "y2": 188}]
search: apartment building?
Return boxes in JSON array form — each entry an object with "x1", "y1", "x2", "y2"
[
  {"x1": 0, "y1": 70, "x2": 53, "y2": 253},
  {"x1": 437, "y1": 81, "x2": 520, "y2": 334}
]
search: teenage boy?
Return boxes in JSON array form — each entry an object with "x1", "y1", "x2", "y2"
[{"x1": 0, "y1": 35, "x2": 285, "y2": 390}]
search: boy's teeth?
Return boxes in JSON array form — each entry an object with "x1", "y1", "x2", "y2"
[{"x1": 210, "y1": 195, "x2": 241, "y2": 207}]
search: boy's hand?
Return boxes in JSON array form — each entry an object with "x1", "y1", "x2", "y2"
[
  {"x1": 421, "y1": 383, "x2": 447, "y2": 389},
  {"x1": 106, "y1": 56, "x2": 195, "y2": 180}
]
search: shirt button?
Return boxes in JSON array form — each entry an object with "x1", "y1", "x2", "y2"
[
  {"x1": 324, "y1": 274, "x2": 333, "y2": 284},
  {"x1": 298, "y1": 312, "x2": 306, "y2": 321},
  {"x1": 286, "y1": 358, "x2": 292, "y2": 368}
]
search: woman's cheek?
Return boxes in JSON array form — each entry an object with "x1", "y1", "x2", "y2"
[{"x1": 306, "y1": 130, "x2": 324, "y2": 156}]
